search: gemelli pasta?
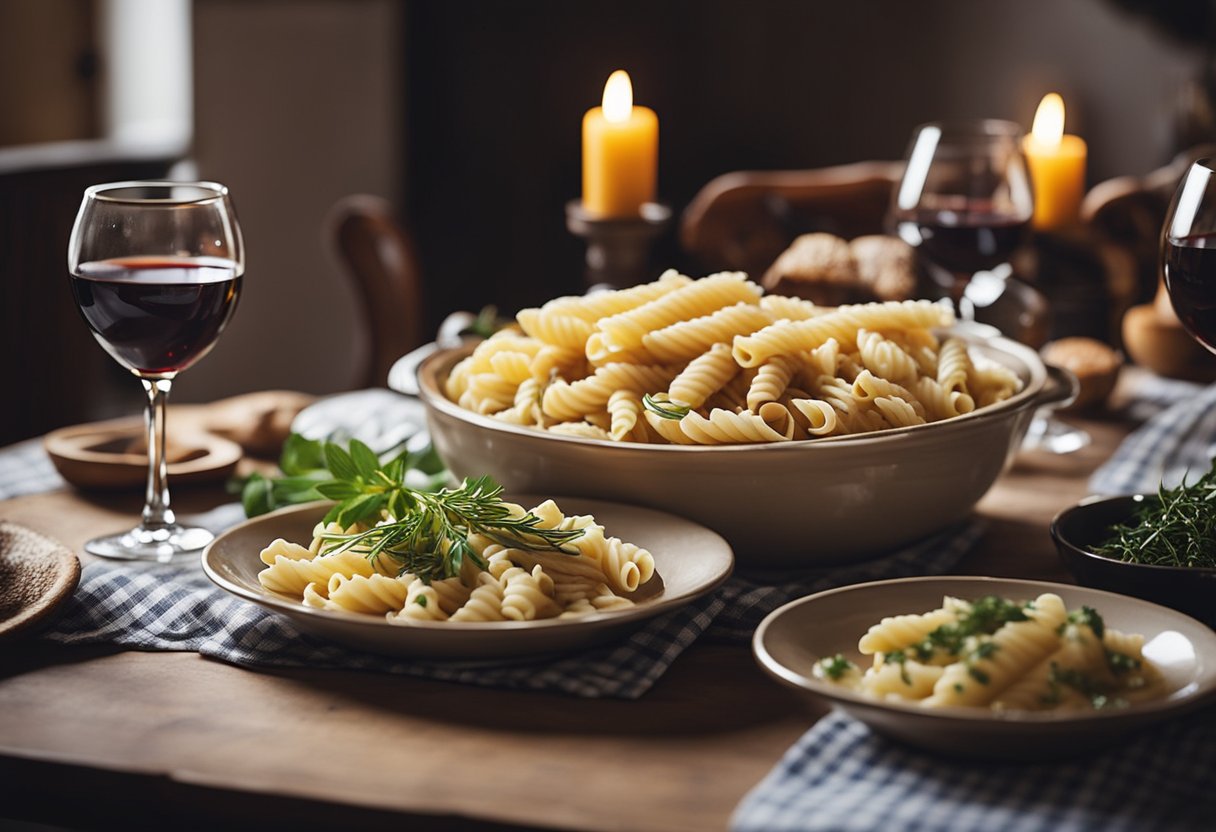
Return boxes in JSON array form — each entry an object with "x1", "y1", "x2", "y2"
[
  {"x1": 257, "y1": 499, "x2": 657, "y2": 623},
  {"x1": 814, "y1": 594, "x2": 1164, "y2": 711},
  {"x1": 445, "y1": 270, "x2": 1024, "y2": 444}
]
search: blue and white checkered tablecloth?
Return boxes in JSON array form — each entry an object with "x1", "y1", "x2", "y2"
[
  {"x1": 40, "y1": 517, "x2": 983, "y2": 699},
  {"x1": 731, "y1": 710, "x2": 1216, "y2": 832},
  {"x1": 2, "y1": 433, "x2": 982, "y2": 699},
  {"x1": 1091, "y1": 379, "x2": 1216, "y2": 495},
  {"x1": 0, "y1": 438, "x2": 64, "y2": 500}
]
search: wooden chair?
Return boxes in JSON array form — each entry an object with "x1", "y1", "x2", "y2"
[
  {"x1": 326, "y1": 195, "x2": 427, "y2": 388},
  {"x1": 679, "y1": 161, "x2": 903, "y2": 277},
  {"x1": 1082, "y1": 144, "x2": 1216, "y2": 304},
  {"x1": 1083, "y1": 145, "x2": 1216, "y2": 379}
]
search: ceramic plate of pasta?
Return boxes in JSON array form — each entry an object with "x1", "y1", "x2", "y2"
[
  {"x1": 753, "y1": 577, "x2": 1216, "y2": 760},
  {"x1": 203, "y1": 494, "x2": 733, "y2": 659}
]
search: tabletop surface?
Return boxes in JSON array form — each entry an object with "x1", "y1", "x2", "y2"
[{"x1": 0, "y1": 413, "x2": 1131, "y2": 832}]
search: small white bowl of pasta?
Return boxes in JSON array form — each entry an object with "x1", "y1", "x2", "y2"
[
  {"x1": 413, "y1": 272, "x2": 1075, "y2": 567},
  {"x1": 752, "y1": 576, "x2": 1216, "y2": 760}
]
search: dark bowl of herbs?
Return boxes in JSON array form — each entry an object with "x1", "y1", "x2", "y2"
[{"x1": 1051, "y1": 474, "x2": 1216, "y2": 627}]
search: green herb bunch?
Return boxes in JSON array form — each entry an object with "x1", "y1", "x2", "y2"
[
  {"x1": 238, "y1": 435, "x2": 583, "y2": 584},
  {"x1": 1095, "y1": 466, "x2": 1216, "y2": 568},
  {"x1": 237, "y1": 434, "x2": 448, "y2": 519}
]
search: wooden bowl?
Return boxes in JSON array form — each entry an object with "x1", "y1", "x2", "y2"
[
  {"x1": 1122, "y1": 304, "x2": 1216, "y2": 382},
  {"x1": 44, "y1": 417, "x2": 243, "y2": 490}
]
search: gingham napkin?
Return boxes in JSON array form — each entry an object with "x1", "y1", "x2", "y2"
[
  {"x1": 732, "y1": 709, "x2": 1216, "y2": 832},
  {"x1": 1090, "y1": 380, "x2": 1216, "y2": 495},
  {"x1": 0, "y1": 438, "x2": 64, "y2": 500},
  {"x1": 39, "y1": 514, "x2": 983, "y2": 699}
]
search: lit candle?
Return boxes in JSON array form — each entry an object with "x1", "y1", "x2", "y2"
[
  {"x1": 582, "y1": 70, "x2": 658, "y2": 217},
  {"x1": 1022, "y1": 92, "x2": 1088, "y2": 231}
]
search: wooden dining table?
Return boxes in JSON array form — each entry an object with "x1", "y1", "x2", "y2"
[{"x1": 0, "y1": 398, "x2": 1134, "y2": 832}]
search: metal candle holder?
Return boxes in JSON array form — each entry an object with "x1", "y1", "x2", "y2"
[{"x1": 565, "y1": 200, "x2": 672, "y2": 289}]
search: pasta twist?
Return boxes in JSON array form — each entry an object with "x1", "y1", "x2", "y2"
[
  {"x1": 732, "y1": 300, "x2": 952, "y2": 368},
  {"x1": 443, "y1": 274, "x2": 1022, "y2": 446},
  {"x1": 598, "y1": 271, "x2": 760, "y2": 351},
  {"x1": 668, "y1": 343, "x2": 738, "y2": 408}
]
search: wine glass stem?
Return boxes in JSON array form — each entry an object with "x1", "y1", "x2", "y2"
[
  {"x1": 140, "y1": 377, "x2": 176, "y2": 530},
  {"x1": 951, "y1": 275, "x2": 975, "y2": 321}
]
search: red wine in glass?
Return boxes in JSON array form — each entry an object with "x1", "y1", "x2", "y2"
[
  {"x1": 890, "y1": 121, "x2": 1034, "y2": 317},
  {"x1": 1164, "y1": 233, "x2": 1216, "y2": 352},
  {"x1": 70, "y1": 256, "x2": 242, "y2": 377},
  {"x1": 895, "y1": 210, "x2": 1029, "y2": 278},
  {"x1": 68, "y1": 180, "x2": 244, "y2": 562}
]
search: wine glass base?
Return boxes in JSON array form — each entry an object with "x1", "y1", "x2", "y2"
[
  {"x1": 84, "y1": 524, "x2": 215, "y2": 563},
  {"x1": 1021, "y1": 411, "x2": 1091, "y2": 455}
]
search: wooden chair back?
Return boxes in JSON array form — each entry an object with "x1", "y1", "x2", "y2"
[
  {"x1": 1082, "y1": 144, "x2": 1216, "y2": 305},
  {"x1": 679, "y1": 161, "x2": 903, "y2": 276},
  {"x1": 326, "y1": 195, "x2": 427, "y2": 388}
]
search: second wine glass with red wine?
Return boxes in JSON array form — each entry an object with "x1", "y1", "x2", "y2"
[
  {"x1": 1164, "y1": 158, "x2": 1216, "y2": 354},
  {"x1": 891, "y1": 120, "x2": 1034, "y2": 318},
  {"x1": 68, "y1": 181, "x2": 244, "y2": 561}
]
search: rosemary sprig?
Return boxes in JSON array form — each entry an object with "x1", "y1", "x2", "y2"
[
  {"x1": 1094, "y1": 464, "x2": 1216, "y2": 569},
  {"x1": 308, "y1": 441, "x2": 583, "y2": 583},
  {"x1": 642, "y1": 393, "x2": 691, "y2": 420}
]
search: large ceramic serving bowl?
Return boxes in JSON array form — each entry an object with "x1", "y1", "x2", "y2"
[{"x1": 416, "y1": 330, "x2": 1075, "y2": 568}]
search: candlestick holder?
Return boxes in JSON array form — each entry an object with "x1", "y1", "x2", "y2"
[{"x1": 566, "y1": 201, "x2": 672, "y2": 289}]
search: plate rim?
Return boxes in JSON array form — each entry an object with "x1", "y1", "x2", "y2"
[
  {"x1": 752, "y1": 574, "x2": 1216, "y2": 725},
  {"x1": 202, "y1": 497, "x2": 734, "y2": 636}
]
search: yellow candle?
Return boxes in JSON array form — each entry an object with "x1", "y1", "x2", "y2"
[
  {"x1": 582, "y1": 70, "x2": 658, "y2": 217},
  {"x1": 1022, "y1": 92, "x2": 1088, "y2": 231}
]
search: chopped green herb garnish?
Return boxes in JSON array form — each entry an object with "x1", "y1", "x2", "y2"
[
  {"x1": 1106, "y1": 650, "x2": 1141, "y2": 675},
  {"x1": 885, "y1": 650, "x2": 912, "y2": 685},
  {"x1": 1094, "y1": 464, "x2": 1216, "y2": 568},
  {"x1": 971, "y1": 641, "x2": 999, "y2": 661},
  {"x1": 1048, "y1": 664, "x2": 1125, "y2": 710},
  {"x1": 818, "y1": 654, "x2": 857, "y2": 680},
  {"x1": 1063, "y1": 606, "x2": 1105, "y2": 639},
  {"x1": 968, "y1": 667, "x2": 991, "y2": 685},
  {"x1": 916, "y1": 596, "x2": 1028, "y2": 659},
  {"x1": 415, "y1": 595, "x2": 427, "y2": 608}
]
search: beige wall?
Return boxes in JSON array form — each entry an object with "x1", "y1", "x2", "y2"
[{"x1": 182, "y1": 0, "x2": 403, "y2": 403}]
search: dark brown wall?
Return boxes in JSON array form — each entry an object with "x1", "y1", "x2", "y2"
[
  {"x1": 404, "y1": 0, "x2": 1198, "y2": 330},
  {"x1": 0, "y1": 0, "x2": 98, "y2": 147}
]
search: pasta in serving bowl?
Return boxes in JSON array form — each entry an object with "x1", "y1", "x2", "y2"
[
  {"x1": 414, "y1": 272, "x2": 1076, "y2": 567},
  {"x1": 753, "y1": 577, "x2": 1216, "y2": 760},
  {"x1": 202, "y1": 496, "x2": 733, "y2": 659}
]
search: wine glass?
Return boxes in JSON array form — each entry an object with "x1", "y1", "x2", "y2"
[
  {"x1": 1163, "y1": 158, "x2": 1216, "y2": 354},
  {"x1": 68, "y1": 181, "x2": 244, "y2": 561},
  {"x1": 890, "y1": 120, "x2": 1034, "y2": 319}
]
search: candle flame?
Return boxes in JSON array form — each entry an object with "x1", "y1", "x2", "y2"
[
  {"x1": 603, "y1": 70, "x2": 633, "y2": 123},
  {"x1": 1032, "y1": 93, "x2": 1066, "y2": 148}
]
